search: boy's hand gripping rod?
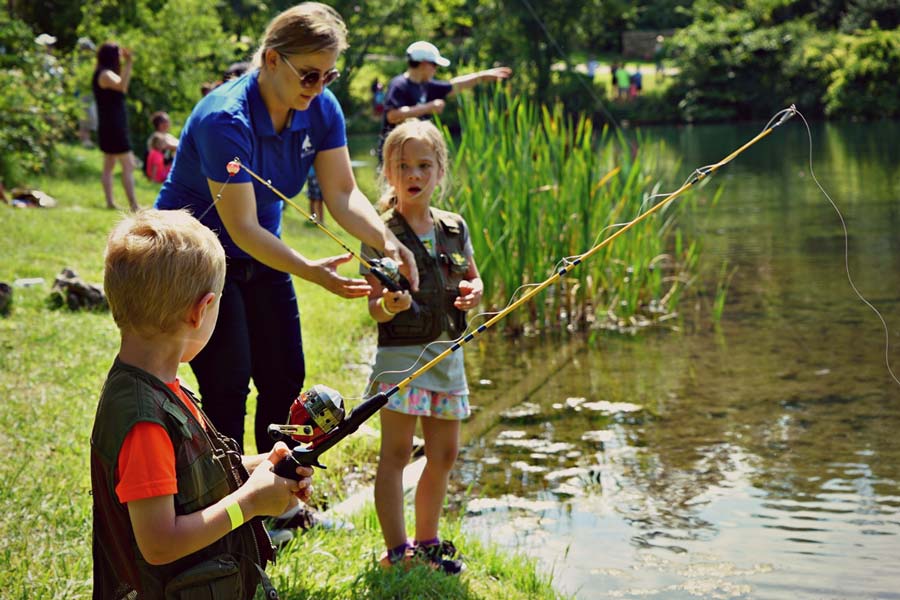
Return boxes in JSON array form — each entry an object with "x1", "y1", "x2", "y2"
[
  {"x1": 269, "y1": 107, "x2": 798, "y2": 479},
  {"x1": 224, "y1": 158, "x2": 413, "y2": 297}
]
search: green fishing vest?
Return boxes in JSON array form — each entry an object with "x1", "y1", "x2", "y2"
[
  {"x1": 91, "y1": 359, "x2": 274, "y2": 600},
  {"x1": 378, "y1": 207, "x2": 470, "y2": 347}
]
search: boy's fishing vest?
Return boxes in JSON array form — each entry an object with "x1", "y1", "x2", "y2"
[
  {"x1": 379, "y1": 207, "x2": 469, "y2": 347},
  {"x1": 91, "y1": 359, "x2": 275, "y2": 600}
]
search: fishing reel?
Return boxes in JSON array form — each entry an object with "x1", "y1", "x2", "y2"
[
  {"x1": 268, "y1": 385, "x2": 345, "y2": 446},
  {"x1": 269, "y1": 386, "x2": 391, "y2": 477},
  {"x1": 369, "y1": 256, "x2": 419, "y2": 316},
  {"x1": 369, "y1": 257, "x2": 408, "y2": 293}
]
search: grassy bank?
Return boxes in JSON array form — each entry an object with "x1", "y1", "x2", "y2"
[{"x1": 0, "y1": 144, "x2": 567, "y2": 599}]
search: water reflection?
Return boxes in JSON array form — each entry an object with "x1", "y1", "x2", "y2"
[{"x1": 451, "y1": 120, "x2": 900, "y2": 599}]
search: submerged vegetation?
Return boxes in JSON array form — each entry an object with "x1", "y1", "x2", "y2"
[{"x1": 444, "y1": 89, "x2": 703, "y2": 335}]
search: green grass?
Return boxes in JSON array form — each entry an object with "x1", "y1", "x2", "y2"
[{"x1": 0, "y1": 144, "x2": 567, "y2": 599}]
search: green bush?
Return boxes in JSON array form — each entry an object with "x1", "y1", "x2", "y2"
[
  {"x1": 667, "y1": 8, "x2": 831, "y2": 121},
  {"x1": 824, "y1": 26, "x2": 900, "y2": 118},
  {"x1": 0, "y1": 15, "x2": 77, "y2": 185},
  {"x1": 667, "y1": 2, "x2": 900, "y2": 122}
]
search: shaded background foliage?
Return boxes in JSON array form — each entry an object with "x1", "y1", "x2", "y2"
[
  {"x1": 663, "y1": 0, "x2": 900, "y2": 122},
  {"x1": 2, "y1": 0, "x2": 899, "y2": 184}
]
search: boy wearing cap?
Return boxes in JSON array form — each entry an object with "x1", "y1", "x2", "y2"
[{"x1": 377, "y1": 40, "x2": 511, "y2": 160}]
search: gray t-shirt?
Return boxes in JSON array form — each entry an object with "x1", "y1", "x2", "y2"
[{"x1": 362, "y1": 225, "x2": 473, "y2": 393}]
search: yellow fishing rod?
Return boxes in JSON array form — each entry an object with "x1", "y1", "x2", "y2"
[
  {"x1": 223, "y1": 158, "x2": 411, "y2": 294},
  {"x1": 270, "y1": 106, "x2": 798, "y2": 477}
]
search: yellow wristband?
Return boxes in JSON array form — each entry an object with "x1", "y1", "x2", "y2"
[
  {"x1": 380, "y1": 296, "x2": 396, "y2": 316},
  {"x1": 225, "y1": 502, "x2": 243, "y2": 531}
]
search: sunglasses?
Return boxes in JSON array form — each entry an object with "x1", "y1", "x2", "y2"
[{"x1": 279, "y1": 54, "x2": 340, "y2": 88}]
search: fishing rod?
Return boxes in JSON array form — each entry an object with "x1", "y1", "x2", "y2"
[
  {"x1": 267, "y1": 106, "x2": 800, "y2": 479},
  {"x1": 222, "y1": 158, "x2": 413, "y2": 297}
]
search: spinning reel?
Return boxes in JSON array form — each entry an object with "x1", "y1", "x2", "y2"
[
  {"x1": 269, "y1": 386, "x2": 390, "y2": 475},
  {"x1": 268, "y1": 385, "x2": 345, "y2": 446}
]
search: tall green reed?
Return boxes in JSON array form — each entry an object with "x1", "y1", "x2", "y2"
[{"x1": 441, "y1": 88, "x2": 701, "y2": 334}]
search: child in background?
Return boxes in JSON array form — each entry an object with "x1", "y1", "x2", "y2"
[
  {"x1": 145, "y1": 132, "x2": 171, "y2": 183},
  {"x1": 147, "y1": 110, "x2": 179, "y2": 157},
  {"x1": 306, "y1": 166, "x2": 324, "y2": 224},
  {"x1": 361, "y1": 119, "x2": 483, "y2": 573},
  {"x1": 91, "y1": 209, "x2": 313, "y2": 599}
]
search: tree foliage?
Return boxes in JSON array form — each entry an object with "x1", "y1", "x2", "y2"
[
  {"x1": 76, "y1": 0, "x2": 234, "y2": 147},
  {"x1": 0, "y1": 14, "x2": 76, "y2": 184},
  {"x1": 824, "y1": 26, "x2": 900, "y2": 118},
  {"x1": 666, "y1": 0, "x2": 900, "y2": 120}
]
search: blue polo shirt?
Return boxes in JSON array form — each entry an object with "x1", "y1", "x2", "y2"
[{"x1": 155, "y1": 71, "x2": 347, "y2": 258}]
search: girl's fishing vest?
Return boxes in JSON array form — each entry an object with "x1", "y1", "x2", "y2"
[
  {"x1": 379, "y1": 207, "x2": 469, "y2": 347},
  {"x1": 90, "y1": 359, "x2": 275, "y2": 600}
]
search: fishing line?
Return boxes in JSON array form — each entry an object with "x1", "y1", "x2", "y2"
[
  {"x1": 264, "y1": 103, "x2": 900, "y2": 472},
  {"x1": 359, "y1": 281, "x2": 546, "y2": 401},
  {"x1": 791, "y1": 108, "x2": 900, "y2": 388},
  {"x1": 573, "y1": 104, "x2": 899, "y2": 387},
  {"x1": 201, "y1": 158, "x2": 409, "y2": 308}
]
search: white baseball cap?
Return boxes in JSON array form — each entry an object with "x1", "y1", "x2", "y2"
[
  {"x1": 406, "y1": 41, "x2": 450, "y2": 67},
  {"x1": 35, "y1": 33, "x2": 57, "y2": 46}
]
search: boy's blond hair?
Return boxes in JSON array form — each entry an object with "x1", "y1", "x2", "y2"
[
  {"x1": 378, "y1": 119, "x2": 449, "y2": 211},
  {"x1": 104, "y1": 209, "x2": 225, "y2": 335}
]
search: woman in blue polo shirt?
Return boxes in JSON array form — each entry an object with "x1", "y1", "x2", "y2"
[{"x1": 155, "y1": 2, "x2": 417, "y2": 453}]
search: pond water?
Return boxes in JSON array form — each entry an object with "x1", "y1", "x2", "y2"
[{"x1": 447, "y1": 119, "x2": 900, "y2": 599}]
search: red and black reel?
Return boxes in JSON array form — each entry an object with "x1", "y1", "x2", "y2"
[{"x1": 269, "y1": 384, "x2": 346, "y2": 446}]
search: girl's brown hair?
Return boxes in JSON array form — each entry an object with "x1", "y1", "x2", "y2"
[
  {"x1": 252, "y1": 2, "x2": 348, "y2": 68},
  {"x1": 378, "y1": 119, "x2": 449, "y2": 212}
]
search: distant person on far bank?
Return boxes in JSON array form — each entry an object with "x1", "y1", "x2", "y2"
[
  {"x1": 377, "y1": 41, "x2": 511, "y2": 161},
  {"x1": 615, "y1": 64, "x2": 631, "y2": 101},
  {"x1": 654, "y1": 35, "x2": 666, "y2": 79},
  {"x1": 630, "y1": 65, "x2": 642, "y2": 99},
  {"x1": 93, "y1": 42, "x2": 139, "y2": 211}
]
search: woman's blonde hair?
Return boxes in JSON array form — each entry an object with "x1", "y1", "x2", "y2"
[
  {"x1": 104, "y1": 209, "x2": 225, "y2": 335},
  {"x1": 378, "y1": 119, "x2": 449, "y2": 211},
  {"x1": 253, "y1": 2, "x2": 348, "y2": 68}
]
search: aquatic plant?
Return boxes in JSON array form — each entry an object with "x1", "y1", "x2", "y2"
[{"x1": 442, "y1": 87, "x2": 701, "y2": 334}]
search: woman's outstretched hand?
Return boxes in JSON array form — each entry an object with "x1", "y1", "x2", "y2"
[{"x1": 310, "y1": 253, "x2": 373, "y2": 298}]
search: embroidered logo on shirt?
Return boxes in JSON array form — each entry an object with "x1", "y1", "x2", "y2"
[{"x1": 301, "y1": 134, "x2": 315, "y2": 158}]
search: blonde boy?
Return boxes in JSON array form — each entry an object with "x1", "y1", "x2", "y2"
[{"x1": 92, "y1": 209, "x2": 311, "y2": 599}]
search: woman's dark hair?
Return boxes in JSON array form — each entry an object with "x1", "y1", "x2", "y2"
[{"x1": 96, "y1": 42, "x2": 121, "y2": 74}]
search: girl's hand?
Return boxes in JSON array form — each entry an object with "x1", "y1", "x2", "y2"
[
  {"x1": 382, "y1": 289, "x2": 413, "y2": 314},
  {"x1": 454, "y1": 279, "x2": 483, "y2": 310},
  {"x1": 243, "y1": 443, "x2": 313, "y2": 517},
  {"x1": 311, "y1": 253, "x2": 373, "y2": 298},
  {"x1": 121, "y1": 47, "x2": 133, "y2": 63}
]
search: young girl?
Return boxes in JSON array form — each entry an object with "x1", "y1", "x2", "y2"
[
  {"x1": 361, "y1": 119, "x2": 483, "y2": 573},
  {"x1": 145, "y1": 132, "x2": 172, "y2": 183}
]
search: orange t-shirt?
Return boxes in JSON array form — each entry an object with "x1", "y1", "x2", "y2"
[{"x1": 115, "y1": 379, "x2": 205, "y2": 504}]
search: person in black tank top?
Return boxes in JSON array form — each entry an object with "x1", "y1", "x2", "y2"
[{"x1": 93, "y1": 42, "x2": 138, "y2": 211}]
